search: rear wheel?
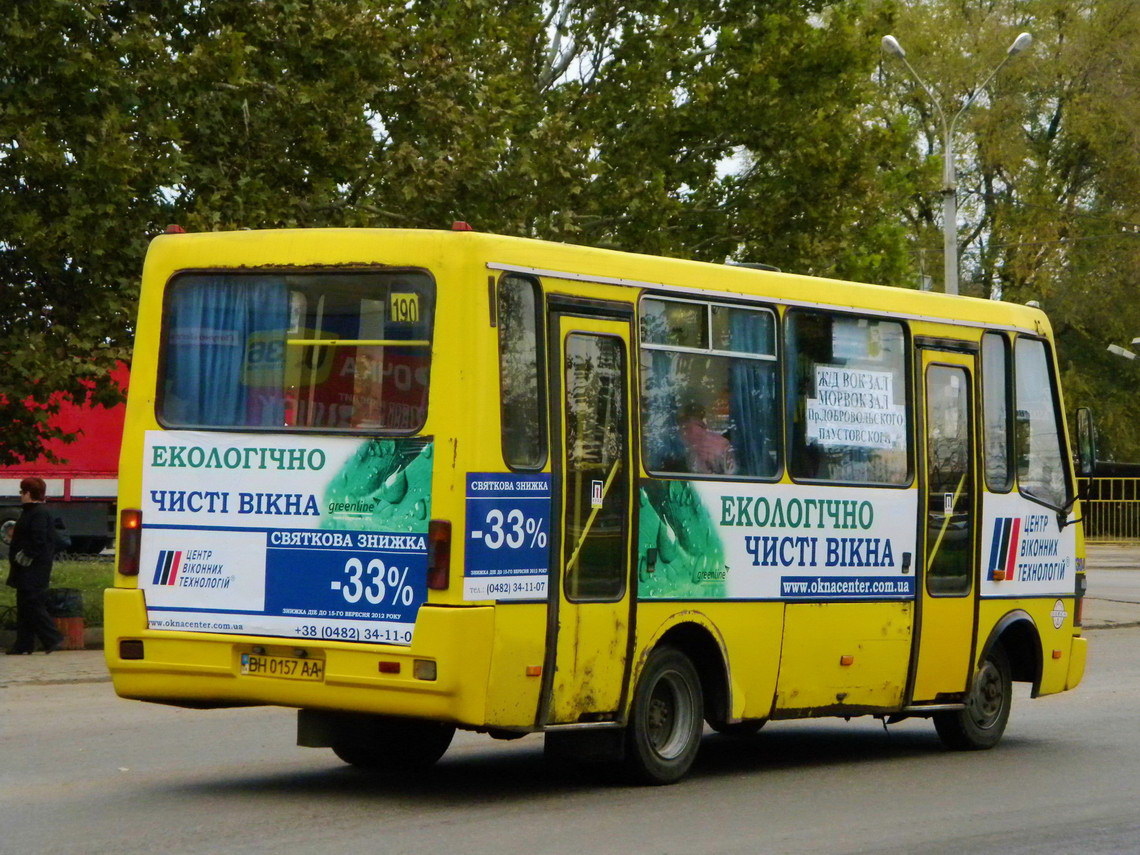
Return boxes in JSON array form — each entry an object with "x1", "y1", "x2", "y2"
[
  {"x1": 331, "y1": 716, "x2": 455, "y2": 771},
  {"x1": 623, "y1": 646, "x2": 703, "y2": 785},
  {"x1": 934, "y1": 645, "x2": 1012, "y2": 750}
]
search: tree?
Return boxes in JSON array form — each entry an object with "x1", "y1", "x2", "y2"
[
  {"x1": 1, "y1": 0, "x2": 920, "y2": 463},
  {"x1": 876, "y1": 0, "x2": 1140, "y2": 458}
]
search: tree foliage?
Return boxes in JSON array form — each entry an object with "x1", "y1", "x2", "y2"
[
  {"x1": 875, "y1": 0, "x2": 1140, "y2": 458},
  {"x1": 1, "y1": 0, "x2": 918, "y2": 464},
  {"x1": 3, "y1": 0, "x2": 1137, "y2": 462}
]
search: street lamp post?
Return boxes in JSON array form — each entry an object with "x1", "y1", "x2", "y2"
[{"x1": 882, "y1": 32, "x2": 1032, "y2": 297}]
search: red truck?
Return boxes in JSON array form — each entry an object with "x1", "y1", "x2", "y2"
[{"x1": 0, "y1": 366, "x2": 127, "y2": 554}]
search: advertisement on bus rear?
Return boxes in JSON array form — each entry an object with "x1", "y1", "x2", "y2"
[
  {"x1": 638, "y1": 481, "x2": 917, "y2": 601},
  {"x1": 139, "y1": 431, "x2": 433, "y2": 645}
]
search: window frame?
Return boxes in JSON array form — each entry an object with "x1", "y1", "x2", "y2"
[
  {"x1": 637, "y1": 293, "x2": 782, "y2": 483},
  {"x1": 783, "y1": 307, "x2": 915, "y2": 490},
  {"x1": 496, "y1": 272, "x2": 549, "y2": 472},
  {"x1": 1012, "y1": 334, "x2": 1073, "y2": 511},
  {"x1": 981, "y1": 331, "x2": 1014, "y2": 494},
  {"x1": 156, "y1": 266, "x2": 437, "y2": 436}
]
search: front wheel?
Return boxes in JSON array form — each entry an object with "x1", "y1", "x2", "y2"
[
  {"x1": 623, "y1": 646, "x2": 704, "y2": 785},
  {"x1": 934, "y1": 645, "x2": 1012, "y2": 751},
  {"x1": 331, "y1": 716, "x2": 455, "y2": 771}
]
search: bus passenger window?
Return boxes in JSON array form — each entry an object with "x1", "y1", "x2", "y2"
[
  {"x1": 498, "y1": 275, "x2": 546, "y2": 468},
  {"x1": 982, "y1": 333, "x2": 1012, "y2": 492},
  {"x1": 161, "y1": 271, "x2": 434, "y2": 432},
  {"x1": 639, "y1": 298, "x2": 779, "y2": 478},
  {"x1": 785, "y1": 311, "x2": 910, "y2": 485},
  {"x1": 1014, "y1": 338, "x2": 1069, "y2": 508}
]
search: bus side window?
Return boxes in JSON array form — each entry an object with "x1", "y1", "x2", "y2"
[
  {"x1": 498, "y1": 275, "x2": 547, "y2": 469},
  {"x1": 981, "y1": 332, "x2": 1012, "y2": 492},
  {"x1": 785, "y1": 310, "x2": 910, "y2": 485},
  {"x1": 639, "y1": 297, "x2": 779, "y2": 479},
  {"x1": 1014, "y1": 337, "x2": 1069, "y2": 508}
]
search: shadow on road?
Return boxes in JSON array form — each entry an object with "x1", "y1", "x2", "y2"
[{"x1": 164, "y1": 723, "x2": 1047, "y2": 804}]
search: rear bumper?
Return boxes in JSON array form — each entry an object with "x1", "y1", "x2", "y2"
[
  {"x1": 103, "y1": 587, "x2": 495, "y2": 726},
  {"x1": 1065, "y1": 635, "x2": 1088, "y2": 691}
]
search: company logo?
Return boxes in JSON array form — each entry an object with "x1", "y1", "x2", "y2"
[
  {"x1": 1051, "y1": 599, "x2": 1068, "y2": 629},
  {"x1": 987, "y1": 517, "x2": 1022, "y2": 581},
  {"x1": 152, "y1": 550, "x2": 184, "y2": 586}
]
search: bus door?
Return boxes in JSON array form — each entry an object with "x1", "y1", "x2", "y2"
[
  {"x1": 911, "y1": 347, "x2": 978, "y2": 702},
  {"x1": 542, "y1": 309, "x2": 635, "y2": 724}
]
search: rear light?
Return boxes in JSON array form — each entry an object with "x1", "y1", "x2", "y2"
[
  {"x1": 1074, "y1": 573, "x2": 1087, "y2": 627},
  {"x1": 119, "y1": 509, "x2": 142, "y2": 576},
  {"x1": 426, "y1": 520, "x2": 451, "y2": 590},
  {"x1": 120, "y1": 640, "x2": 144, "y2": 660}
]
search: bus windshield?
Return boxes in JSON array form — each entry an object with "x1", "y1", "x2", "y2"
[{"x1": 160, "y1": 270, "x2": 434, "y2": 432}]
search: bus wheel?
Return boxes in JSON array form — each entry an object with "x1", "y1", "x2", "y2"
[
  {"x1": 709, "y1": 719, "x2": 765, "y2": 738},
  {"x1": 624, "y1": 646, "x2": 703, "y2": 785},
  {"x1": 332, "y1": 717, "x2": 455, "y2": 771},
  {"x1": 934, "y1": 645, "x2": 1012, "y2": 751}
]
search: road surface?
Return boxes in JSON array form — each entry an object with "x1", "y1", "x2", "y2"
[{"x1": 2, "y1": 626, "x2": 1137, "y2": 854}]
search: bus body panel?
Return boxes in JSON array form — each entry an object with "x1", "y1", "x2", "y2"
[
  {"x1": 483, "y1": 603, "x2": 547, "y2": 727},
  {"x1": 774, "y1": 602, "x2": 913, "y2": 713}
]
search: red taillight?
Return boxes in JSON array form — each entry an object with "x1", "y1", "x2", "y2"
[
  {"x1": 119, "y1": 509, "x2": 142, "y2": 576},
  {"x1": 426, "y1": 520, "x2": 451, "y2": 590}
]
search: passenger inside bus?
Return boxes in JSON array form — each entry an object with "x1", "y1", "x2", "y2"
[{"x1": 677, "y1": 402, "x2": 737, "y2": 475}]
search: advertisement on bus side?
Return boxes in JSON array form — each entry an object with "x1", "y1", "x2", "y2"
[
  {"x1": 139, "y1": 431, "x2": 433, "y2": 645},
  {"x1": 638, "y1": 480, "x2": 918, "y2": 601}
]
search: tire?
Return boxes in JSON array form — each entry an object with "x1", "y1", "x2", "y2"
[
  {"x1": 709, "y1": 718, "x2": 766, "y2": 738},
  {"x1": 623, "y1": 646, "x2": 704, "y2": 785},
  {"x1": 331, "y1": 716, "x2": 455, "y2": 771},
  {"x1": 934, "y1": 645, "x2": 1012, "y2": 751}
]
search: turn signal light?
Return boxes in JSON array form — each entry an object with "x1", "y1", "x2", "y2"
[
  {"x1": 839, "y1": 655, "x2": 854, "y2": 667},
  {"x1": 119, "y1": 509, "x2": 142, "y2": 576},
  {"x1": 426, "y1": 520, "x2": 451, "y2": 590}
]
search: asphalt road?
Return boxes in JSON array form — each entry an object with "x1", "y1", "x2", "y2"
[{"x1": 2, "y1": 625, "x2": 1137, "y2": 855}]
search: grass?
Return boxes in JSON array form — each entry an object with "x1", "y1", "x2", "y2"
[{"x1": 0, "y1": 557, "x2": 115, "y2": 629}]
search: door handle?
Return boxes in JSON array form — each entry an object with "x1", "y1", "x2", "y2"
[{"x1": 901, "y1": 551, "x2": 912, "y2": 574}]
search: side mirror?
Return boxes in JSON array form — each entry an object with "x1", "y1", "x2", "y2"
[{"x1": 1075, "y1": 407, "x2": 1097, "y2": 478}]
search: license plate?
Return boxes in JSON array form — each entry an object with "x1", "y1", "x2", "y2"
[{"x1": 240, "y1": 653, "x2": 325, "y2": 682}]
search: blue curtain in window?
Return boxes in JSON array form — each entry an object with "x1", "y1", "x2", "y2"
[
  {"x1": 164, "y1": 276, "x2": 288, "y2": 426},
  {"x1": 729, "y1": 312, "x2": 776, "y2": 476}
]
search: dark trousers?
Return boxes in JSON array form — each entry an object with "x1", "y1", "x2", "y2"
[{"x1": 12, "y1": 587, "x2": 64, "y2": 652}]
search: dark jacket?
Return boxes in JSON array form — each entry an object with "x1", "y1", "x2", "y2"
[{"x1": 6, "y1": 502, "x2": 55, "y2": 590}]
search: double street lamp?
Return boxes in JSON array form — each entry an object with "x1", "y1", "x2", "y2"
[{"x1": 882, "y1": 32, "x2": 1033, "y2": 297}]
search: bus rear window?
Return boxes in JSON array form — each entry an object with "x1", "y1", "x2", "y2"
[{"x1": 161, "y1": 271, "x2": 434, "y2": 432}]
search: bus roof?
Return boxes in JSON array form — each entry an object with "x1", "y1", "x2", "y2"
[{"x1": 145, "y1": 228, "x2": 1051, "y2": 336}]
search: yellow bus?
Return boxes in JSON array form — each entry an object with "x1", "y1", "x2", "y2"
[{"x1": 105, "y1": 226, "x2": 1087, "y2": 784}]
